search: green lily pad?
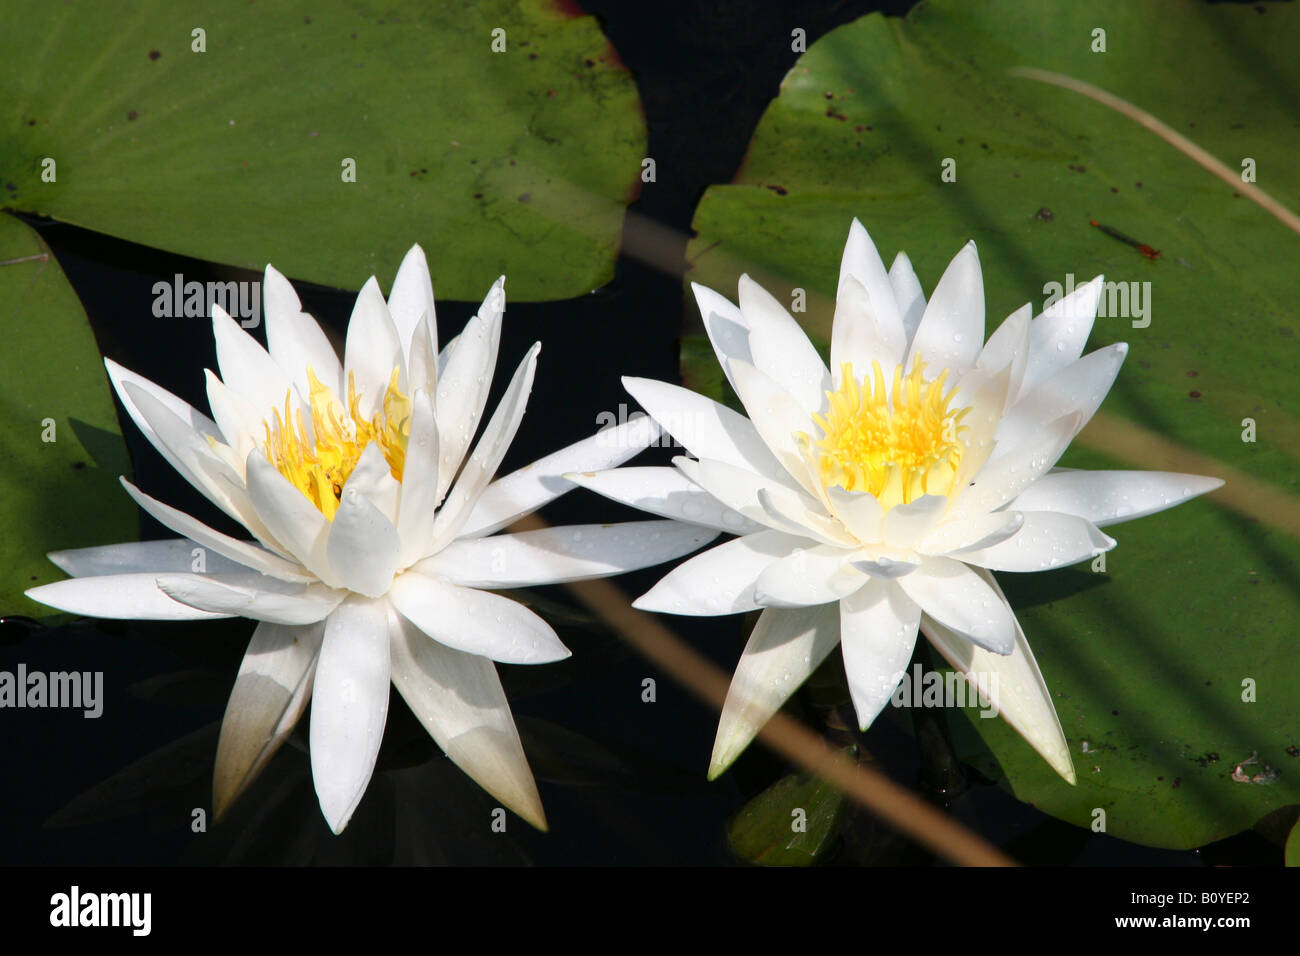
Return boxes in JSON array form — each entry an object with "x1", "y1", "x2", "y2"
[
  {"x1": 727, "y1": 766, "x2": 848, "y2": 866},
  {"x1": 0, "y1": 0, "x2": 644, "y2": 300},
  {"x1": 0, "y1": 214, "x2": 134, "y2": 617},
  {"x1": 684, "y1": 0, "x2": 1300, "y2": 849},
  {"x1": 1287, "y1": 817, "x2": 1300, "y2": 867}
]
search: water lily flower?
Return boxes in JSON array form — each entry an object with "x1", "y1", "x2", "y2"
[
  {"x1": 27, "y1": 246, "x2": 716, "y2": 833},
  {"x1": 570, "y1": 220, "x2": 1222, "y2": 782}
]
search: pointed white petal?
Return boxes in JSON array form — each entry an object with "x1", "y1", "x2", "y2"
[
  {"x1": 564, "y1": 466, "x2": 764, "y2": 534},
  {"x1": 406, "y1": 312, "x2": 439, "y2": 397},
  {"x1": 896, "y1": 557, "x2": 1016, "y2": 654},
  {"x1": 387, "y1": 244, "x2": 438, "y2": 358},
  {"x1": 726, "y1": 359, "x2": 822, "y2": 497},
  {"x1": 736, "y1": 273, "x2": 831, "y2": 414},
  {"x1": 204, "y1": 369, "x2": 263, "y2": 464},
  {"x1": 459, "y1": 413, "x2": 662, "y2": 539},
  {"x1": 754, "y1": 544, "x2": 866, "y2": 607},
  {"x1": 396, "y1": 390, "x2": 439, "y2": 567},
  {"x1": 848, "y1": 545, "x2": 921, "y2": 579},
  {"x1": 327, "y1": 485, "x2": 402, "y2": 598},
  {"x1": 825, "y1": 486, "x2": 884, "y2": 543},
  {"x1": 213, "y1": 305, "x2": 298, "y2": 418},
  {"x1": 341, "y1": 441, "x2": 401, "y2": 524},
  {"x1": 263, "y1": 265, "x2": 343, "y2": 396},
  {"x1": 1009, "y1": 469, "x2": 1223, "y2": 528},
  {"x1": 415, "y1": 520, "x2": 717, "y2": 588},
  {"x1": 343, "y1": 277, "x2": 404, "y2": 417},
  {"x1": 105, "y1": 356, "x2": 222, "y2": 444},
  {"x1": 920, "y1": 510, "x2": 1024, "y2": 556},
  {"x1": 840, "y1": 580, "x2": 920, "y2": 730},
  {"x1": 389, "y1": 572, "x2": 569, "y2": 664},
  {"x1": 955, "y1": 512, "x2": 1115, "y2": 572},
  {"x1": 881, "y1": 494, "x2": 946, "y2": 550},
  {"x1": 433, "y1": 278, "x2": 505, "y2": 501},
  {"x1": 632, "y1": 529, "x2": 805, "y2": 615},
  {"x1": 310, "y1": 597, "x2": 391, "y2": 833},
  {"x1": 888, "y1": 249, "x2": 925, "y2": 343},
  {"x1": 27, "y1": 573, "x2": 234, "y2": 620},
  {"x1": 388, "y1": 612, "x2": 546, "y2": 829},
  {"x1": 922, "y1": 567, "x2": 1075, "y2": 783},
  {"x1": 839, "y1": 219, "x2": 905, "y2": 349},
  {"x1": 431, "y1": 343, "x2": 539, "y2": 549},
  {"x1": 906, "y1": 241, "x2": 983, "y2": 372},
  {"x1": 996, "y1": 343, "x2": 1128, "y2": 452},
  {"x1": 156, "y1": 573, "x2": 344, "y2": 624},
  {"x1": 244, "y1": 452, "x2": 338, "y2": 586},
  {"x1": 1021, "y1": 275, "x2": 1103, "y2": 397},
  {"x1": 951, "y1": 410, "x2": 1083, "y2": 521},
  {"x1": 691, "y1": 281, "x2": 752, "y2": 396},
  {"x1": 756, "y1": 487, "x2": 858, "y2": 548},
  {"x1": 213, "y1": 620, "x2": 324, "y2": 819},
  {"x1": 48, "y1": 537, "x2": 247, "y2": 577},
  {"x1": 976, "y1": 303, "x2": 1031, "y2": 404},
  {"x1": 709, "y1": 603, "x2": 841, "y2": 778},
  {"x1": 830, "y1": 275, "x2": 906, "y2": 384}
]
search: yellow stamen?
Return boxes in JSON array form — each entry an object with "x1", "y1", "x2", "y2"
[
  {"x1": 804, "y1": 357, "x2": 970, "y2": 507},
  {"x1": 263, "y1": 366, "x2": 412, "y2": 520}
]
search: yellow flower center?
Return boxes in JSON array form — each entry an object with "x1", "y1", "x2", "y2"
[
  {"x1": 805, "y1": 358, "x2": 969, "y2": 506},
  {"x1": 263, "y1": 367, "x2": 411, "y2": 520}
]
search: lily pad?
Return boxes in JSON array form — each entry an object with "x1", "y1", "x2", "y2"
[
  {"x1": 0, "y1": 214, "x2": 135, "y2": 617},
  {"x1": 684, "y1": 0, "x2": 1300, "y2": 849},
  {"x1": 727, "y1": 766, "x2": 848, "y2": 866},
  {"x1": 1287, "y1": 817, "x2": 1300, "y2": 867},
  {"x1": 0, "y1": 0, "x2": 644, "y2": 300}
]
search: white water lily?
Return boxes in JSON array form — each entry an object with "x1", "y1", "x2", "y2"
[
  {"x1": 27, "y1": 246, "x2": 716, "y2": 833},
  {"x1": 571, "y1": 220, "x2": 1222, "y2": 782}
]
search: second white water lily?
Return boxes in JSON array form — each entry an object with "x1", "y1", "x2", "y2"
[
  {"x1": 572, "y1": 219, "x2": 1222, "y2": 782},
  {"x1": 28, "y1": 246, "x2": 715, "y2": 833}
]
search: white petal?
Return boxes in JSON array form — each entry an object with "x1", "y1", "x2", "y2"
[
  {"x1": 726, "y1": 359, "x2": 823, "y2": 498},
  {"x1": 632, "y1": 529, "x2": 805, "y2": 615},
  {"x1": 431, "y1": 343, "x2": 539, "y2": 549},
  {"x1": 310, "y1": 597, "x2": 391, "y2": 833},
  {"x1": 156, "y1": 573, "x2": 345, "y2": 624},
  {"x1": 920, "y1": 511, "x2": 1024, "y2": 556},
  {"x1": 263, "y1": 265, "x2": 343, "y2": 396},
  {"x1": 888, "y1": 249, "x2": 925, "y2": 343},
  {"x1": 996, "y1": 343, "x2": 1127, "y2": 452},
  {"x1": 214, "y1": 620, "x2": 324, "y2": 819},
  {"x1": 327, "y1": 484, "x2": 402, "y2": 598},
  {"x1": 105, "y1": 356, "x2": 222, "y2": 445},
  {"x1": 433, "y1": 278, "x2": 505, "y2": 502},
  {"x1": 840, "y1": 580, "x2": 920, "y2": 730},
  {"x1": 459, "y1": 413, "x2": 662, "y2": 539},
  {"x1": 830, "y1": 275, "x2": 905, "y2": 384},
  {"x1": 737, "y1": 273, "x2": 831, "y2": 414},
  {"x1": 1008, "y1": 469, "x2": 1223, "y2": 528},
  {"x1": 955, "y1": 512, "x2": 1115, "y2": 572},
  {"x1": 213, "y1": 305, "x2": 297, "y2": 418},
  {"x1": 840, "y1": 219, "x2": 905, "y2": 350},
  {"x1": 406, "y1": 312, "x2": 439, "y2": 397},
  {"x1": 896, "y1": 557, "x2": 1016, "y2": 654},
  {"x1": 709, "y1": 603, "x2": 841, "y2": 778},
  {"x1": 416, "y1": 521, "x2": 717, "y2": 588},
  {"x1": 343, "y1": 277, "x2": 404, "y2": 418},
  {"x1": 754, "y1": 544, "x2": 866, "y2": 607},
  {"x1": 674, "y1": 456, "x2": 841, "y2": 544},
  {"x1": 906, "y1": 241, "x2": 983, "y2": 372},
  {"x1": 1020, "y1": 275, "x2": 1103, "y2": 397},
  {"x1": 48, "y1": 538, "x2": 247, "y2": 578},
  {"x1": 921, "y1": 567, "x2": 1075, "y2": 783},
  {"x1": 825, "y1": 487, "x2": 884, "y2": 543},
  {"x1": 881, "y1": 494, "x2": 946, "y2": 550},
  {"x1": 388, "y1": 612, "x2": 546, "y2": 829},
  {"x1": 621, "y1": 376, "x2": 796, "y2": 490},
  {"x1": 564, "y1": 466, "x2": 764, "y2": 535},
  {"x1": 848, "y1": 545, "x2": 921, "y2": 579},
  {"x1": 27, "y1": 573, "x2": 233, "y2": 620},
  {"x1": 389, "y1": 572, "x2": 569, "y2": 664},
  {"x1": 756, "y1": 487, "x2": 858, "y2": 548},
  {"x1": 950, "y1": 410, "x2": 1083, "y2": 521},
  {"x1": 387, "y1": 244, "x2": 438, "y2": 359},
  {"x1": 691, "y1": 281, "x2": 752, "y2": 396},
  {"x1": 976, "y1": 303, "x2": 1031, "y2": 404},
  {"x1": 96, "y1": 482, "x2": 306, "y2": 581},
  {"x1": 204, "y1": 369, "x2": 263, "y2": 464},
  {"x1": 396, "y1": 390, "x2": 439, "y2": 567},
  {"x1": 244, "y1": 452, "x2": 339, "y2": 585},
  {"x1": 341, "y1": 441, "x2": 401, "y2": 525}
]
